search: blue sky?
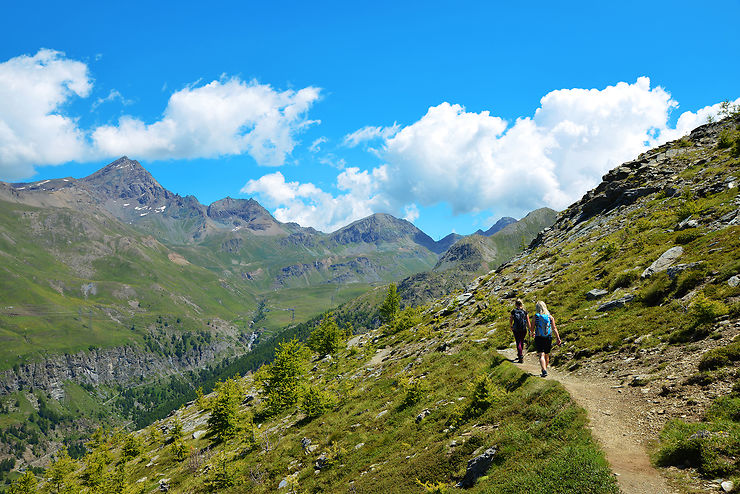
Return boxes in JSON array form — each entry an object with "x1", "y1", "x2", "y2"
[{"x1": 1, "y1": 1, "x2": 738, "y2": 239}]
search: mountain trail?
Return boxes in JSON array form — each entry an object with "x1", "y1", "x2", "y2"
[{"x1": 498, "y1": 347, "x2": 677, "y2": 494}]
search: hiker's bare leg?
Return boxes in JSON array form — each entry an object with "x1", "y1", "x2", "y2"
[
  {"x1": 539, "y1": 352, "x2": 547, "y2": 371},
  {"x1": 545, "y1": 354, "x2": 550, "y2": 370}
]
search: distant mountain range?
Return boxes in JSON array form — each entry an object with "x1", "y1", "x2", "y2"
[{"x1": 0, "y1": 155, "x2": 555, "y2": 395}]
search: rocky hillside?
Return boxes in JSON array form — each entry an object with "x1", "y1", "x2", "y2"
[
  {"x1": 9, "y1": 115, "x2": 737, "y2": 493},
  {"x1": 398, "y1": 208, "x2": 557, "y2": 307}
]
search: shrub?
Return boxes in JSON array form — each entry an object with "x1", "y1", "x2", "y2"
[
  {"x1": 172, "y1": 440, "x2": 187, "y2": 461},
  {"x1": 676, "y1": 200, "x2": 699, "y2": 221},
  {"x1": 448, "y1": 375, "x2": 506, "y2": 428},
  {"x1": 705, "y1": 396, "x2": 740, "y2": 422},
  {"x1": 655, "y1": 419, "x2": 739, "y2": 478},
  {"x1": 674, "y1": 268, "x2": 707, "y2": 297},
  {"x1": 689, "y1": 295, "x2": 727, "y2": 327},
  {"x1": 718, "y1": 129, "x2": 736, "y2": 149},
  {"x1": 399, "y1": 378, "x2": 426, "y2": 410},
  {"x1": 610, "y1": 270, "x2": 639, "y2": 290},
  {"x1": 698, "y1": 339, "x2": 740, "y2": 371},
  {"x1": 640, "y1": 273, "x2": 673, "y2": 306},
  {"x1": 675, "y1": 229, "x2": 703, "y2": 245},
  {"x1": 386, "y1": 306, "x2": 423, "y2": 335}
]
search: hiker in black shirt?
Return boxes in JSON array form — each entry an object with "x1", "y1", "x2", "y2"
[{"x1": 509, "y1": 299, "x2": 530, "y2": 364}]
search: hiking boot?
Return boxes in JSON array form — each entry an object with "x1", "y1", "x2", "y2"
[
  {"x1": 518, "y1": 356, "x2": 524, "y2": 364},
  {"x1": 541, "y1": 370, "x2": 548, "y2": 378}
]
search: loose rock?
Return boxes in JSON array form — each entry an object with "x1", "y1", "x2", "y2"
[
  {"x1": 586, "y1": 289, "x2": 609, "y2": 300},
  {"x1": 456, "y1": 447, "x2": 497, "y2": 488},
  {"x1": 641, "y1": 246, "x2": 683, "y2": 279}
]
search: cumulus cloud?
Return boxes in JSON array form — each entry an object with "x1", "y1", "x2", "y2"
[
  {"x1": 241, "y1": 166, "x2": 390, "y2": 232},
  {"x1": 0, "y1": 49, "x2": 92, "y2": 179},
  {"x1": 249, "y1": 78, "x2": 736, "y2": 231},
  {"x1": 92, "y1": 78, "x2": 321, "y2": 166},
  {"x1": 0, "y1": 49, "x2": 323, "y2": 179},
  {"x1": 343, "y1": 123, "x2": 400, "y2": 147}
]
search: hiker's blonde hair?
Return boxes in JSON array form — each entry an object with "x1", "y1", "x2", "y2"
[{"x1": 535, "y1": 300, "x2": 550, "y2": 315}]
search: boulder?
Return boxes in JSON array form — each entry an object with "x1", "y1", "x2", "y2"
[
  {"x1": 586, "y1": 289, "x2": 609, "y2": 300},
  {"x1": 666, "y1": 262, "x2": 702, "y2": 280},
  {"x1": 597, "y1": 294, "x2": 635, "y2": 312},
  {"x1": 728, "y1": 275, "x2": 740, "y2": 288},
  {"x1": 456, "y1": 447, "x2": 497, "y2": 488},
  {"x1": 416, "y1": 409, "x2": 431, "y2": 423},
  {"x1": 192, "y1": 430, "x2": 206, "y2": 440},
  {"x1": 676, "y1": 216, "x2": 699, "y2": 230},
  {"x1": 721, "y1": 480, "x2": 734, "y2": 492},
  {"x1": 641, "y1": 246, "x2": 683, "y2": 278}
]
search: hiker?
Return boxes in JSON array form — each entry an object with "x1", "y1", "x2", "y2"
[
  {"x1": 509, "y1": 299, "x2": 530, "y2": 363},
  {"x1": 530, "y1": 300, "x2": 561, "y2": 377}
]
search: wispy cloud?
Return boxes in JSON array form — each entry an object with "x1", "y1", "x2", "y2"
[{"x1": 343, "y1": 123, "x2": 399, "y2": 147}]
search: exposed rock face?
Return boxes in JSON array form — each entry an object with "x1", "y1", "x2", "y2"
[
  {"x1": 207, "y1": 197, "x2": 281, "y2": 232},
  {"x1": 0, "y1": 333, "x2": 256, "y2": 398}
]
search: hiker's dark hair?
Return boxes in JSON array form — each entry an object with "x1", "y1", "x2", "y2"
[{"x1": 515, "y1": 298, "x2": 523, "y2": 307}]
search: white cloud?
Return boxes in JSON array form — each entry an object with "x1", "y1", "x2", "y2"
[
  {"x1": 403, "y1": 204, "x2": 419, "y2": 223},
  {"x1": 250, "y1": 78, "x2": 737, "y2": 231},
  {"x1": 93, "y1": 78, "x2": 321, "y2": 166},
  {"x1": 0, "y1": 50, "x2": 323, "y2": 179},
  {"x1": 92, "y1": 89, "x2": 133, "y2": 109},
  {"x1": 241, "y1": 166, "x2": 390, "y2": 232},
  {"x1": 343, "y1": 123, "x2": 400, "y2": 147},
  {"x1": 0, "y1": 49, "x2": 92, "y2": 179},
  {"x1": 309, "y1": 136, "x2": 327, "y2": 153}
]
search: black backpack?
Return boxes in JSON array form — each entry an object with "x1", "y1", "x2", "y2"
[{"x1": 512, "y1": 308, "x2": 527, "y2": 332}]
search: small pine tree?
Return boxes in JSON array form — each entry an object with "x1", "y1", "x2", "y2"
[
  {"x1": 263, "y1": 339, "x2": 309, "y2": 414},
  {"x1": 8, "y1": 470, "x2": 38, "y2": 494},
  {"x1": 379, "y1": 283, "x2": 400, "y2": 324},
  {"x1": 46, "y1": 448, "x2": 77, "y2": 493},
  {"x1": 121, "y1": 433, "x2": 143, "y2": 460},
  {"x1": 301, "y1": 386, "x2": 334, "y2": 418},
  {"x1": 308, "y1": 313, "x2": 345, "y2": 357},
  {"x1": 207, "y1": 378, "x2": 242, "y2": 443},
  {"x1": 170, "y1": 418, "x2": 184, "y2": 443}
]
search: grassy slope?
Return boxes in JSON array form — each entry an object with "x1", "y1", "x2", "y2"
[
  {"x1": 31, "y1": 312, "x2": 617, "y2": 493},
  {"x1": 0, "y1": 200, "x2": 250, "y2": 369}
]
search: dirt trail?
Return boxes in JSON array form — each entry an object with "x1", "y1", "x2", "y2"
[{"x1": 498, "y1": 348, "x2": 676, "y2": 494}]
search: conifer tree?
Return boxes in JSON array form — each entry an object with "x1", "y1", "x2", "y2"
[
  {"x1": 8, "y1": 470, "x2": 37, "y2": 494},
  {"x1": 264, "y1": 339, "x2": 309, "y2": 413},
  {"x1": 46, "y1": 448, "x2": 77, "y2": 494},
  {"x1": 207, "y1": 377, "x2": 242, "y2": 442},
  {"x1": 379, "y1": 283, "x2": 400, "y2": 324},
  {"x1": 308, "y1": 313, "x2": 345, "y2": 357}
]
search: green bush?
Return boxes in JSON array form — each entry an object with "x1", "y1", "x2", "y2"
[
  {"x1": 399, "y1": 378, "x2": 426, "y2": 409},
  {"x1": 386, "y1": 306, "x2": 423, "y2": 335},
  {"x1": 718, "y1": 129, "x2": 736, "y2": 149},
  {"x1": 610, "y1": 270, "x2": 639, "y2": 290},
  {"x1": 379, "y1": 283, "x2": 401, "y2": 324},
  {"x1": 655, "y1": 419, "x2": 740, "y2": 478},
  {"x1": 448, "y1": 375, "x2": 505, "y2": 428},
  {"x1": 121, "y1": 433, "x2": 143, "y2": 460},
  {"x1": 705, "y1": 396, "x2": 740, "y2": 422},
  {"x1": 698, "y1": 339, "x2": 740, "y2": 371},
  {"x1": 674, "y1": 268, "x2": 707, "y2": 297},
  {"x1": 675, "y1": 229, "x2": 703, "y2": 245},
  {"x1": 676, "y1": 200, "x2": 699, "y2": 221},
  {"x1": 640, "y1": 273, "x2": 673, "y2": 306},
  {"x1": 690, "y1": 295, "x2": 727, "y2": 326}
]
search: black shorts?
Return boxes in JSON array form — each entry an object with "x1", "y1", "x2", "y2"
[{"x1": 534, "y1": 336, "x2": 552, "y2": 354}]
